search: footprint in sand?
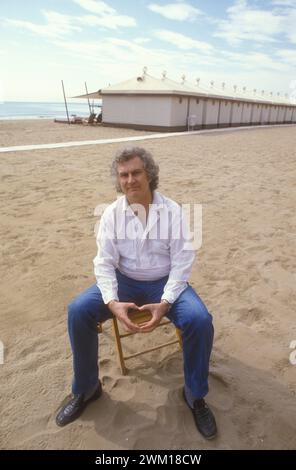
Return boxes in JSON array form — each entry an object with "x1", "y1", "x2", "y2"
[
  {"x1": 108, "y1": 377, "x2": 137, "y2": 401},
  {"x1": 236, "y1": 306, "x2": 264, "y2": 327},
  {"x1": 159, "y1": 354, "x2": 184, "y2": 380}
]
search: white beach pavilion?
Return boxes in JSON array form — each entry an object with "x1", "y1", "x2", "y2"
[{"x1": 77, "y1": 68, "x2": 296, "y2": 132}]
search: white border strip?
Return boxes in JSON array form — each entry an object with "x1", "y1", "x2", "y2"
[{"x1": 0, "y1": 124, "x2": 294, "y2": 154}]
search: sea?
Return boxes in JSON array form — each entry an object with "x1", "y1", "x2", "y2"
[{"x1": 0, "y1": 101, "x2": 102, "y2": 120}]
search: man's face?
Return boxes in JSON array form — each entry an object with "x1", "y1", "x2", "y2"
[{"x1": 117, "y1": 156, "x2": 151, "y2": 201}]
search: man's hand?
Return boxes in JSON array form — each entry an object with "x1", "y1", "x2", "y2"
[
  {"x1": 137, "y1": 302, "x2": 170, "y2": 333},
  {"x1": 108, "y1": 300, "x2": 141, "y2": 333}
]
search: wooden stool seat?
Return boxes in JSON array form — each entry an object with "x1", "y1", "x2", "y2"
[{"x1": 98, "y1": 310, "x2": 182, "y2": 375}]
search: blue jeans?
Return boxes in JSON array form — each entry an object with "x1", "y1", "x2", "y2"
[{"x1": 68, "y1": 270, "x2": 214, "y2": 398}]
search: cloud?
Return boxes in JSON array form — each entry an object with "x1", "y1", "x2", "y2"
[
  {"x1": 282, "y1": 8, "x2": 296, "y2": 43},
  {"x1": 72, "y1": 0, "x2": 116, "y2": 15},
  {"x1": 275, "y1": 48, "x2": 296, "y2": 65},
  {"x1": 3, "y1": 0, "x2": 295, "y2": 101},
  {"x1": 77, "y1": 13, "x2": 136, "y2": 29},
  {"x1": 48, "y1": 34, "x2": 293, "y2": 100},
  {"x1": 2, "y1": 2, "x2": 136, "y2": 39},
  {"x1": 50, "y1": 34, "x2": 216, "y2": 78},
  {"x1": 72, "y1": 0, "x2": 136, "y2": 27},
  {"x1": 154, "y1": 30, "x2": 213, "y2": 51},
  {"x1": 134, "y1": 38, "x2": 151, "y2": 44},
  {"x1": 214, "y1": 0, "x2": 283, "y2": 45},
  {"x1": 40, "y1": 25, "x2": 290, "y2": 81},
  {"x1": 222, "y1": 50, "x2": 289, "y2": 72},
  {"x1": 4, "y1": 11, "x2": 82, "y2": 39},
  {"x1": 271, "y1": 0, "x2": 296, "y2": 6},
  {"x1": 148, "y1": 2, "x2": 202, "y2": 21}
]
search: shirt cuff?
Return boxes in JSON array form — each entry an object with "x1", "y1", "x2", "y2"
[
  {"x1": 162, "y1": 283, "x2": 188, "y2": 305},
  {"x1": 161, "y1": 294, "x2": 175, "y2": 305},
  {"x1": 100, "y1": 290, "x2": 119, "y2": 305}
]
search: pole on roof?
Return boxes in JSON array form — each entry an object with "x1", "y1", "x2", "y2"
[
  {"x1": 85, "y1": 82, "x2": 92, "y2": 114},
  {"x1": 61, "y1": 80, "x2": 70, "y2": 124}
]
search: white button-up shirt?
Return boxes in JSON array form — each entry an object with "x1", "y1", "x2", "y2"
[{"x1": 93, "y1": 191, "x2": 195, "y2": 304}]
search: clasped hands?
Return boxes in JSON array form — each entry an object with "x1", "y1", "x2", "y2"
[{"x1": 108, "y1": 300, "x2": 170, "y2": 333}]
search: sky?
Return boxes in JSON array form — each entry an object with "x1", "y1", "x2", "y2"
[{"x1": 1, "y1": 0, "x2": 296, "y2": 102}]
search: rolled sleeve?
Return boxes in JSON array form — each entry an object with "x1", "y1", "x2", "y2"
[
  {"x1": 161, "y1": 209, "x2": 195, "y2": 304},
  {"x1": 93, "y1": 210, "x2": 119, "y2": 304}
]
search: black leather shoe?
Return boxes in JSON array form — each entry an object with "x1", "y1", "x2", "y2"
[
  {"x1": 56, "y1": 382, "x2": 102, "y2": 427},
  {"x1": 183, "y1": 389, "x2": 217, "y2": 440}
]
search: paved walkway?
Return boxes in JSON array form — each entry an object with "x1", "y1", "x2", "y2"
[{"x1": 0, "y1": 124, "x2": 294, "y2": 154}]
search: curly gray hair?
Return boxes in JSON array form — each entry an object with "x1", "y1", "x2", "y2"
[{"x1": 111, "y1": 146, "x2": 159, "y2": 193}]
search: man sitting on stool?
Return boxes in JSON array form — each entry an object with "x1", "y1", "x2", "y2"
[{"x1": 55, "y1": 146, "x2": 217, "y2": 440}]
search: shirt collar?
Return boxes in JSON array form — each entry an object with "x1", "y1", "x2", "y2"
[{"x1": 123, "y1": 191, "x2": 164, "y2": 213}]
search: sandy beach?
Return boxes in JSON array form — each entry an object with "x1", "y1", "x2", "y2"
[{"x1": 0, "y1": 120, "x2": 295, "y2": 450}]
